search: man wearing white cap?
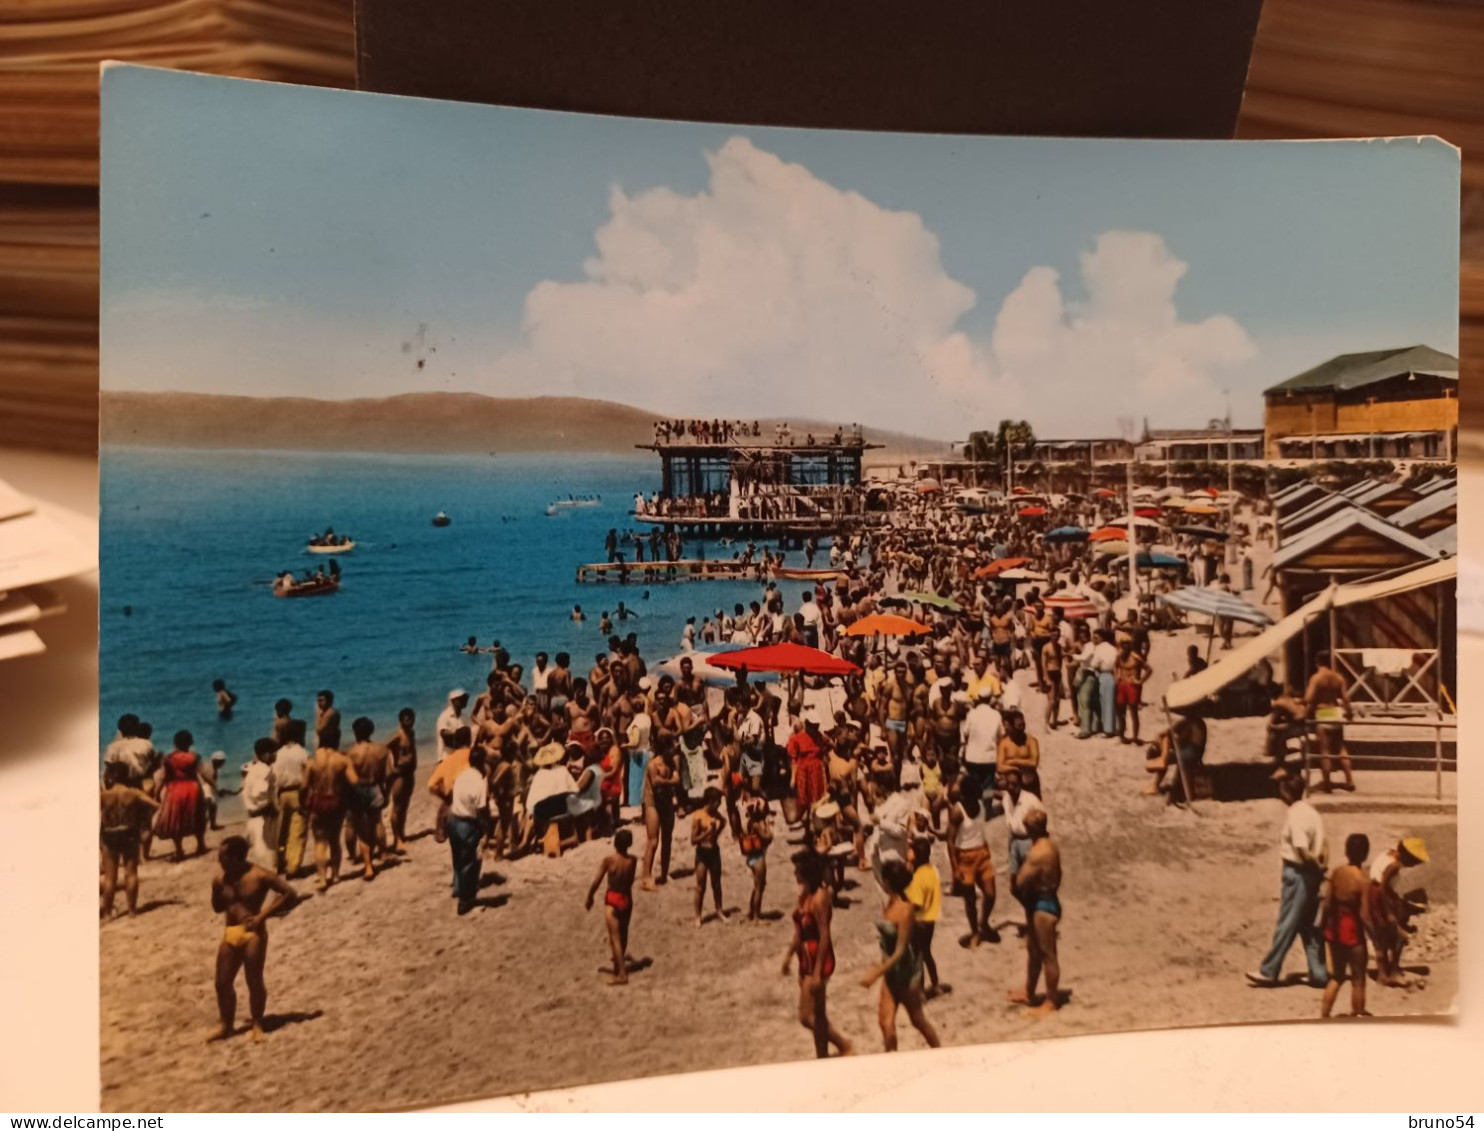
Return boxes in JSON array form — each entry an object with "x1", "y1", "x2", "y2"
[
  {"x1": 436, "y1": 689, "x2": 468, "y2": 762},
  {"x1": 960, "y1": 685, "x2": 1003, "y2": 802}
]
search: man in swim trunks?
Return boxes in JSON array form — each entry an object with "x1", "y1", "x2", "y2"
[
  {"x1": 1142, "y1": 713, "x2": 1208, "y2": 799},
  {"x1": 691, "y1": 787, "x2": 727, "y2": 927},
  {"x1": 209, "y1": 835, "x2": 297, "y2": 1042},
  {"x1": 100, "y1": 762, "x2": 158, "y2": 918},
  {"x1": 1303, "y1": 663, "x2": 1355, "y2": 792},
  {"x1": 314, "y1": 689, "x2": 340, "y2": 747},
  {"x1": 302, "y1": 725, "x2": 358, "y2": 891},
  {"x1": 270, "y1": 699, "x2": 297, "y2": 747},
  {"x1": 1113, "y1": 639, "x2": 1152, "y2": 744},
  {"x1": 585, "y1": 828, "x2": 638, "y2": 985},
  {"x1": 384, "y1": 708, "x2": 417, "y2": 853},
  {"x1": 344, "y1": 716, "x2": 392, "y2": 880},
  {"x1": 1264, "y1": 688, "x2": 1306, "y2": 781},
  {"x1": 1009, "y1": 808, "x2": 1062, "y2": 1015},
  {"x1": 879, "y1": 660, "x2": 912, "y2": 760},
  {"x1": 1322, "y1": 832, "x2": 1373, "y2": 1018}
]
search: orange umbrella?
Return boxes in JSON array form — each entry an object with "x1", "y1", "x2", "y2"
[
  {"x1": 1183, "y1": 504, "x2": 1220, "y2": 516},
  {"x1": 1017, "y1": 505, "x2": 1046, "y2": 517},
  {"x1": 1088, "y1": 527, "x2": 1125, "y2": 542},
  {"x1": 973, "y1": 556, "x2": 1031, "y2": 579},
  {"x1": 845, "y1": 613, "x2": 932, "y2": 637}
]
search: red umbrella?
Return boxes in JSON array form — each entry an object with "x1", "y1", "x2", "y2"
[
  {"x1": 1011, "y1": 486, "x2": 1030, "y2": 495},
  {"x1": 1042, "y1": 593, "x2": 1100, "y2": 619},
  {"x1": 973, "y1": 556, "x2": 1031, "y2": 579},
  {"x1": 707, "y1": 642, "x2": 860, "y2": 676},
  {"x1": 1093, "y1": 488, "x2": 1117, "y2": 498},
  {"x1": 1135, "y1": 507, "x2": 1162, "y2": 519},
  {"x1": 1196, "y1": 486, "x2": 1219, "y2": 497},
  {"x1": 1017, "y1": 505, "x2": 1047, "y2": 517}
]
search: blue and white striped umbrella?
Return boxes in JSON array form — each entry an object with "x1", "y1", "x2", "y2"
[{"x1": 1157, "y1": 586, "x2": 1273, "y2": 626}]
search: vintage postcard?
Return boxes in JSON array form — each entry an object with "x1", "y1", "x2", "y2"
[{"x1": 98, "y1": 66, "x2": 1459, "y2": 1111}]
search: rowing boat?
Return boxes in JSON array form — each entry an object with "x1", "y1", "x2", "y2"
[{"x1": 307, "y1": 540, "x2": 355, "y2": 553}]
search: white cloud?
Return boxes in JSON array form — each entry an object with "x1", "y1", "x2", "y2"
[
  {"x1": 989, "y1": 231, "x2": 1255, "y2": 436},
  {"x1": 495, "y1": 137, "x2": 1010, "y2": 437}
]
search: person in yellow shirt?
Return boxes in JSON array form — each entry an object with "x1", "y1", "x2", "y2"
[{"x1": 906, "y1": 836, "x2": 947, "y2": 999}]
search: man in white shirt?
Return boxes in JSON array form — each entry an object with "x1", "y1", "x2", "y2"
[
  {"x1": 994, "y1": 766, "x2": 1045, "y2": 878},
  {"x1": 103, "y1": 714, "x2": 155, "y2": 789},
  {"x1": 1247, "y1": 775, "x2": 1329, "y2": 987},
  {"x1": 960, "y1": 686, "x2": 1003, "y2": 801},
  {"x1": 1078, "y1": 629, "x2": 1119, "y2": 739},
  {"x1": 798, "y1": 591, "x2": 823, "y2": 649},
  {"x1": 272, "y1": 720, "x2": 311, "y2": 877},
  {"x1": 242, "y1": 739, "x2": 279, "y2": 871},
  {"x1": 447, "y1": 745, "x2": 490, "y2": 915},
  {"x1": 435, "y1": 689, "x2": 469, "y2": 761}
]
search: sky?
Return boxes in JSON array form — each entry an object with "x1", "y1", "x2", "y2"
[{"x1": 100, "y1": 66, "x2": 1460, "y2": 440}]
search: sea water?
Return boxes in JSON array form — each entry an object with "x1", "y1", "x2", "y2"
[{"x1": 99, "y1": 448, "x2": 811, "y2": 761}]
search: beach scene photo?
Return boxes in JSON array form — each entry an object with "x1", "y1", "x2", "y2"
[{"x1": 98, "y1": 66, "x2": 1460, "y2": 1111}]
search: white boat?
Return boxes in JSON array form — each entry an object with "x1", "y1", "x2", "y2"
[
  {"x1": 546, "y1": 497, "x2": 601, "y2": 515},
  {"x1": 307, "y1": 540, "x2": 355, "y2": 553}
]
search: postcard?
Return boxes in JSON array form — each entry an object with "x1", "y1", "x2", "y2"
[{"x1": 98, "y1": 66, "x2": 1459, "y2": 1112}]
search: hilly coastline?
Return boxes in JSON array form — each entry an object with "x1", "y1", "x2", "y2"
[{"x1": 99, "y1": 391, "x2": 946, "y2": 458}]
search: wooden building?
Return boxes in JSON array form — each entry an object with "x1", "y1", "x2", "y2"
[{"x1": 1263, "y1": 344, "x2": 1459, "y2": 460}]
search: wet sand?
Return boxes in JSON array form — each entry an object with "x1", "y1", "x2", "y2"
[{"x1": 99, "y1": 607, "x2": 1457, "y2": 1112}]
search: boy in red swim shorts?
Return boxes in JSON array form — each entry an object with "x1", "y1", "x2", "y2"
[{"x1": 586, "y1": 828, "x2": 638, "y2": 985}]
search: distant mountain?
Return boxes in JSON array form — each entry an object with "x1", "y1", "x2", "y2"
[{"x1": 99, "y1": 391, "x2": 946, "y2": 457}]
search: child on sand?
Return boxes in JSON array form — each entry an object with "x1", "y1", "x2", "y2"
[
  {"x1": 738, "y1": 785, "x2": 774, "y2": 922},
  {"x1": 586, "y1": 829, "x2": 638, "y2": 985}
]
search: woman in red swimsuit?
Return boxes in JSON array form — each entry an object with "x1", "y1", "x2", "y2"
[
  {"x1": 1321, "y1": 832, "x2": 1373, "y2": 1019},
  {"x1": 781, "y1": 850, "x2": 852, "y2": 1058}
]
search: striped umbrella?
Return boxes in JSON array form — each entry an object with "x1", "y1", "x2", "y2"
[
  {"x1": 1042, "y1": 592, "x2": 1101, "y2": 619},
  {"x1": 1157, "y1": 586, "x2": 1272, "y2": 626}
]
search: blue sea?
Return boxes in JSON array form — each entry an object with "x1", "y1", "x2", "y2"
[{"x1": 99, "y1": 448, "x2": 804, "y2": 760}]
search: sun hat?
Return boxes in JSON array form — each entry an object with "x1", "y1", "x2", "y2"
[
  {"x1": 1401, "y1": 837, "x2": 1430, "y2": 864},
  {"x1": 533, "y1": 743, "x2": 565, "y2": 767}
]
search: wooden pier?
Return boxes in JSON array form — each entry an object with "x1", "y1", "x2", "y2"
[{"x1": 575, "y1": 558, "x2": 760, "y2": 584}]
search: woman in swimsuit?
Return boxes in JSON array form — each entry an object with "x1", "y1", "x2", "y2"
[
  {"x1": 585, "y1": 829, "x2": 638, "y2": 985},
  {"x1": 1322, "y1": 833, "x2": 1373, "y2": 1018},
  {"x1": 781, "y1": 850, "x2": 852, "y2": 1059},
  {"x1": 861, "y1": 858, "x2": 941, "y2": 1052}
]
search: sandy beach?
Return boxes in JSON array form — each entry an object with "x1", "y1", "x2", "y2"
[{"x1": 99, "y1": 613, "x2": 1458, "y2": 1113}]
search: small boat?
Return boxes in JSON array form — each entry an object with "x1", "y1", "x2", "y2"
[
  {"x1": 771, "y1": 565, "x2": 848, "y2": 582},
  {"x1": 307, "y1": 539, "x2": 355, "y2": 553},
  {"x1": 273, "y1": 573, "x2": 340, "y2": 598},
  {"x1": 545, "y1": 497, "x2": 601, "y2": 515},
  {"x1": 432, "y1": 512, "x2": 451, "y2": 527}
]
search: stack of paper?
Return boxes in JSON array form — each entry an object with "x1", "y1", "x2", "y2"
[
  {"x1": 0, "y1": 0, "x2": 354, "y2": 453},
  {"x1": 0, "y1": 475, "x2": 94, "y2": 660}
]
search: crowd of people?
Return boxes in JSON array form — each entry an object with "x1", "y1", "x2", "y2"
[
  {"x1": 650, "y1": 419, "x2": 865, "y2": 447},
  {"x1": 100, "y1": 479, "x2": 1435, "y2": 1051}
]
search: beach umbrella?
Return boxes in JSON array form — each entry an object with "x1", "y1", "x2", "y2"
[
  {"x1": 846, "y1": 613, "x2": 932, "y2": 637},
  {"x1": 1017, "y1": 505, "x2": 1047, "y2": 517},
  {"x1": 1161, "y1": 496, "x2": 1196, "y2": 509},
  {"x1": 916, "y1": 479, "x2": 942, "y2": 493},
  {"x1": 1106, "y1": 515, "x2": 1161, "y2": 532},
  {"x1": 707, "y1": 642, "x2": 860, "y2": 677},
  {"x1": 1042, "y1": 593, "x2": 1100, "y2": 619},
  {"x1": 657, "y1": 647, "x2": 778, "y2": 686},
  {"x1": 1088, "y1": 526, "x2": 1126, "y2": 542},
  {"x1": 1156, "y1": 486, "x2": 1186, "y2": 499},
  {"x1": 998, "y1": 568, "x2": 1050, "y2": 583},
  {"x1": 1157, "y1": 586, "x2": 1273, "y2": 627},
  {"x1": 1174, "y1": 524, "x2": 1228, "y2": 540},
  {"x1": 1093, "y1": 488, "x2": 1118, "y2": 498},
  {"x1": 1136, "y1": 551, "x2": 1186, "y2": 571},
  {"x1": 902, "y1": 591, "x2": 963, "y2": 612},
  {"x1": 973, "y1": 556, "x2": 1030, "y2": 579},
  {"x1": 1134, "y1": 507, "x2": 1163, "y2": 519},
  {"x1": 1195, "y1": 486, "x2": 1220, "y2": 497},
  {"x1": 1043, "y1": 525, "x2": 1088, "y2": 542},
  {"x1": 1092, "y1": 540, "x2": 1131, "y2": 557},
  {"x1": 1011, "y1": 486, "x2": 1030, "y2": 495},
  {"x1": 1183, "y1": 504, "x2": 1220, "y2": 516}
]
